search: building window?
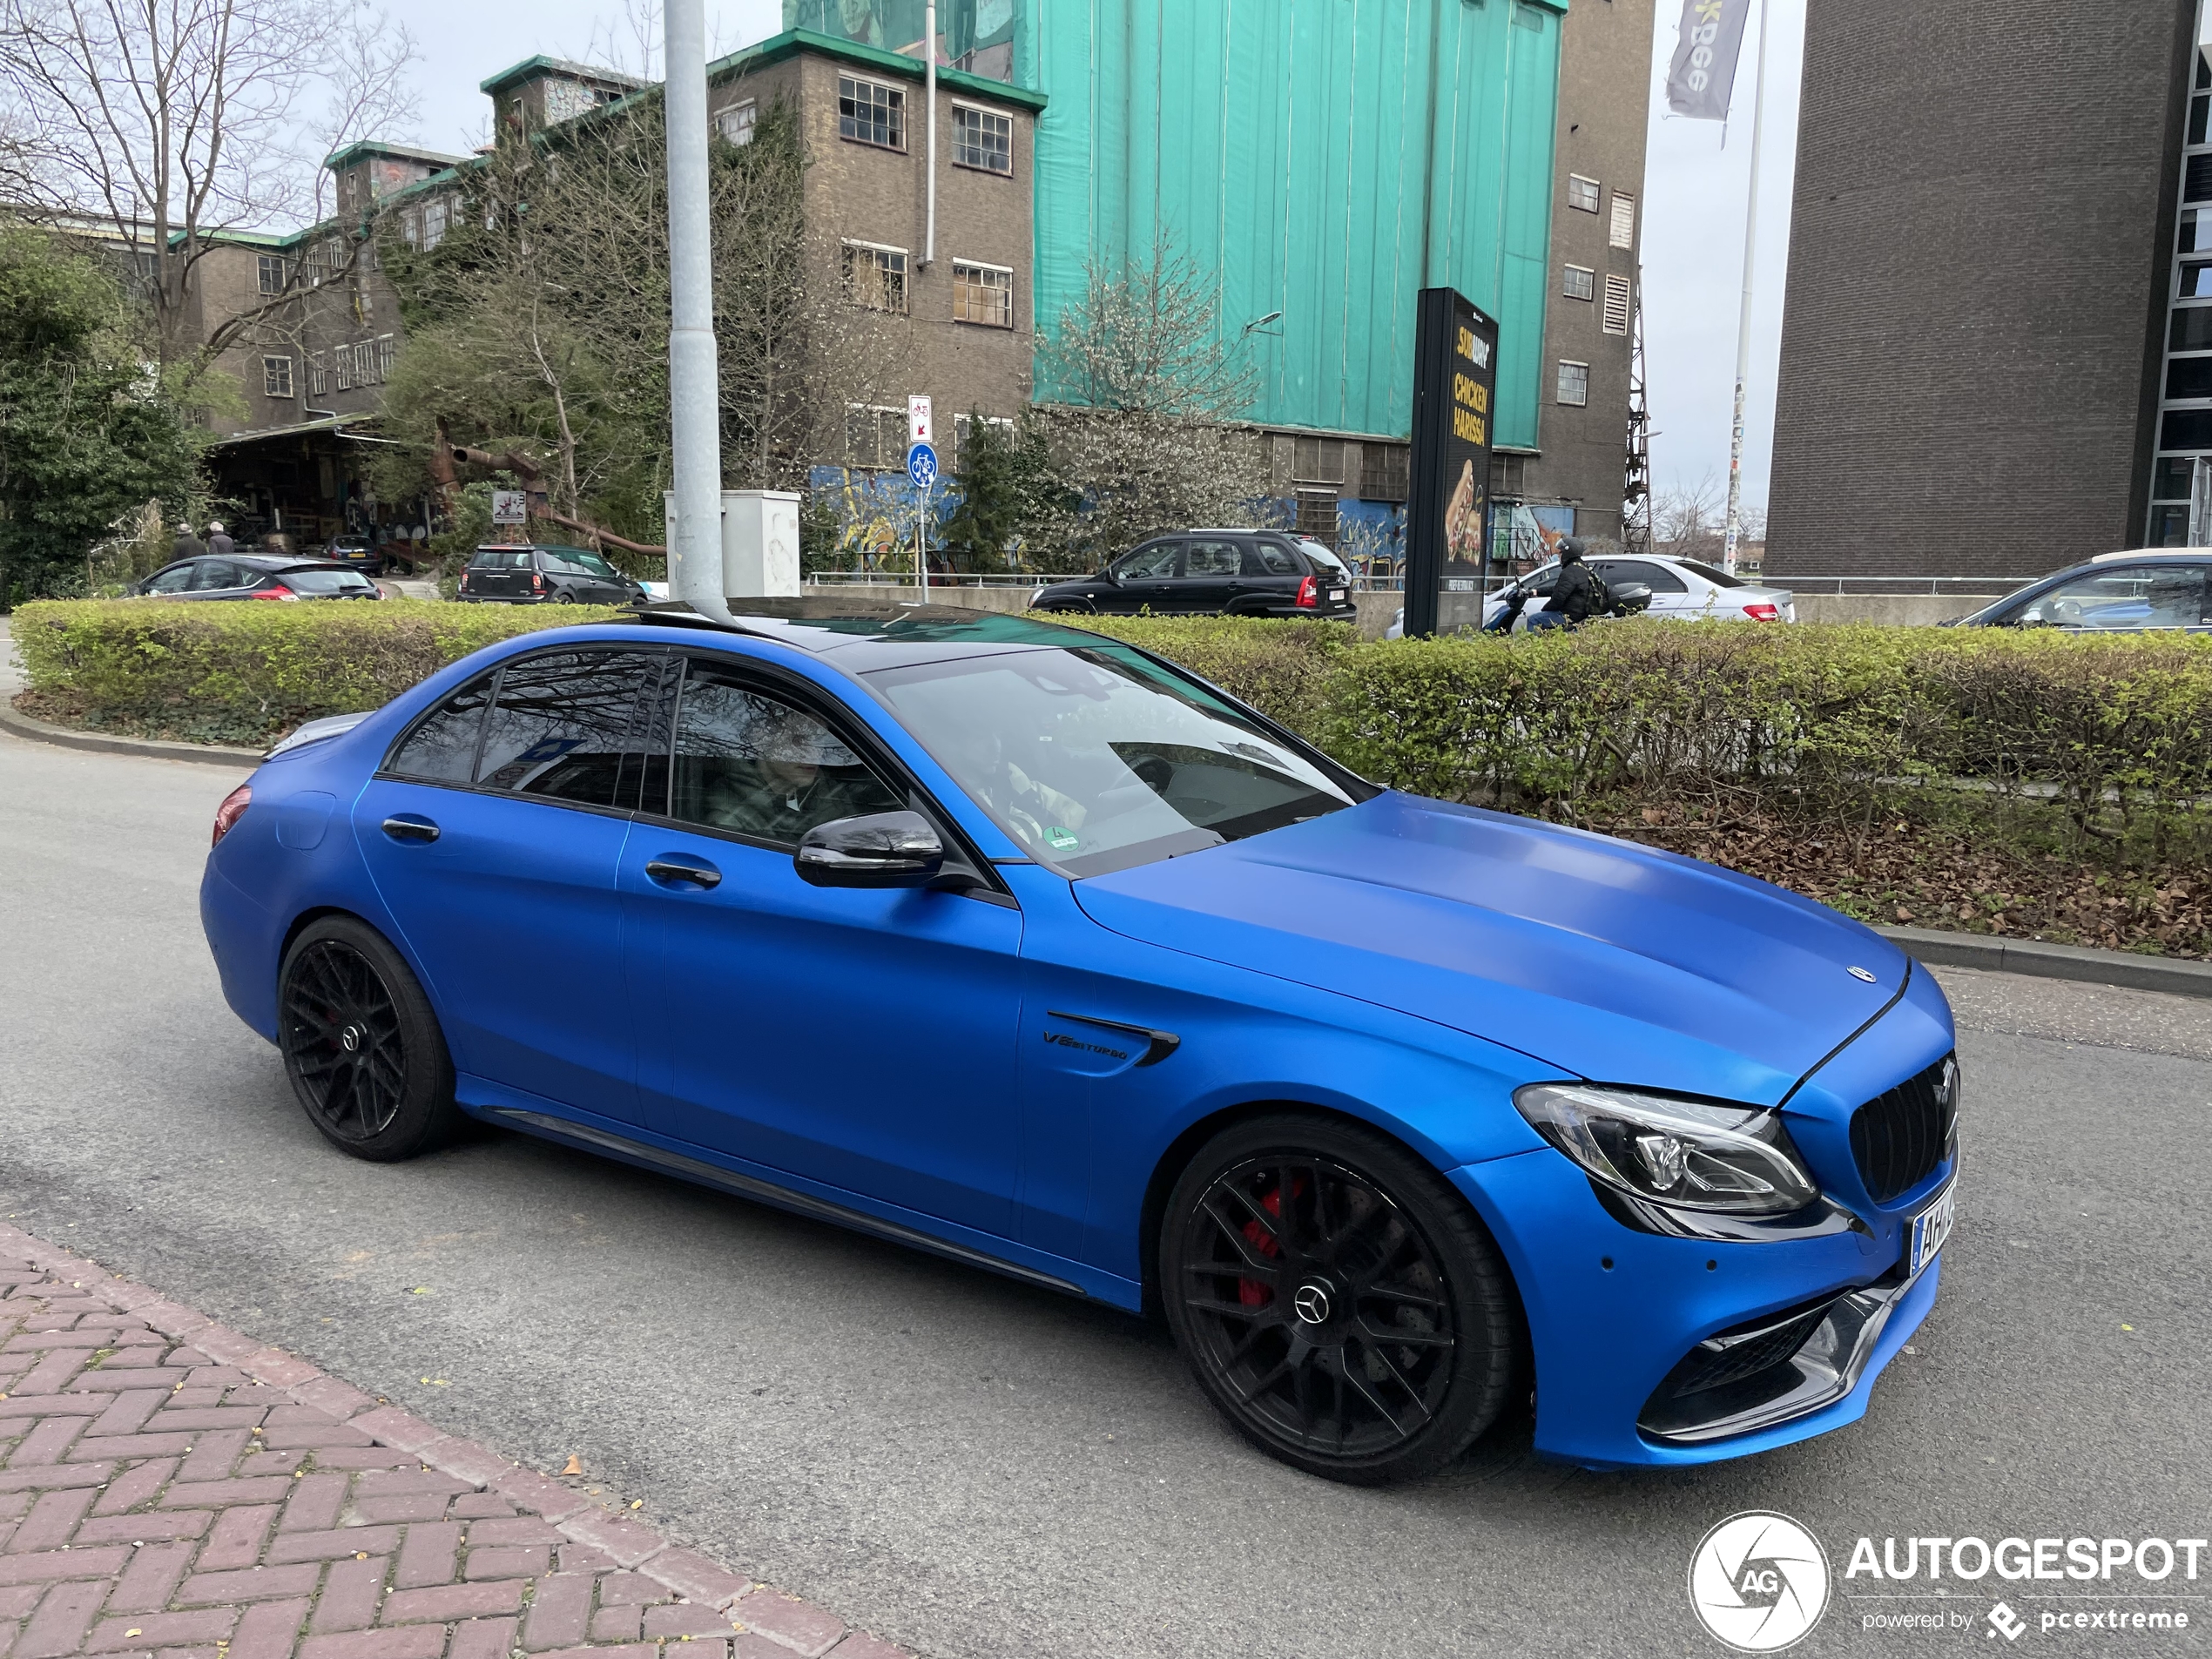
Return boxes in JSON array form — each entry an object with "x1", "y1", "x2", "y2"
[
  {"x1": 309, "y1": 354, "x2": 327, "y2": 396},
  {"x1": 844, "y1": 403, "x2": 909, "y2": 469},
  {"x1": 1295, "y1": 489, "x2": 1339, "y2": 548},
  {"x1": 262, "y1": 355, "x2": 293, "y2": 398},
  {"x1": 952, "y1": 105, "x2": 1012, "y2": 172},
  {"x1": 421, "y1": 198, "x2": 448, "y2": 250},
  {"x1": 1561, "y1": 264, "x2": 1595, "y2": 302},
  {"x1": 1568, "y1": 174, "x2": 1601, "y2": 213},
  {"x1": 951, "y1": 412, "x2": 1015, "y2": 472},
  {"x1": 1609, "y1": 191, "x2": 1637, "y2": 249},
  {"x1": 1556, "y1": 361, "x2": 1590, "y2": 407},
  {"x1": 257, "y1": 254, "x2": 287, "y2": 295},
  {"x1": 952, "y1": 260, "x2": 1013, "y2": 327},
  {"x1": 838, "y1": 76, "x2": 904, "y2": 149},
  {"x1": 334, "y1": 345, "x2": 354, "y2": 391},
  {"x1": 377, "y1": 334, "x2": 396, "y2": 381},
  {"x1": 716, "y1": 99, "x2": 757, "y2": 146},
  {"x1": 1292, "y1": 435, "x2": 1345, "y2": 485},
  {"x1": 1602, "y1": 273, "x2": 1632, "y2": 335},
  {"x1": 1359, "y1": 442, "x2": 1410, "y2": 502},
  {"x1": 841, "y1": 240, "x2": 908, "y2": 313}
]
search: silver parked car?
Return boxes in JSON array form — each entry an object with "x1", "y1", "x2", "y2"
[{"x1": 1386, "y1": 554, "x2": 1795, "y2": 637}]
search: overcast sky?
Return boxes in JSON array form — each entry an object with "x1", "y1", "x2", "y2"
[{"x1": 379, "y1": 0, "x2": 1810, "y2": 511}]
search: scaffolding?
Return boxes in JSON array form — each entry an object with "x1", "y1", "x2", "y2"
[{"x1": 1622, "y1": 271, "x2": 1654, "y2": 556}]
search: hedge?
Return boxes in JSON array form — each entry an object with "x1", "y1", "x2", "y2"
[
  {"x1": 17, "y1": 601, "x2": 2212, "y2": 867},
  {"x1": 10, "y1": 598, "x2": 630, "y2": 745}
]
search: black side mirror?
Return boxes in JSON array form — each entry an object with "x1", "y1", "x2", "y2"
[
  {"x1": 795, "y1": 810, "x2": 945, "y2": 888},
  {"x1": 1101, "y1": 566, "x2": 1123, "y2": 585}
]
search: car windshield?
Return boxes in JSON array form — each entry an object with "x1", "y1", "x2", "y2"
[
  {"x1": 280, "y1": 568, "x2": 376, "y2": 593},
  {"x1": 867, "y1": 644, "x2": 1361, "y2": 876},
  {"x1": 1672, "y1": 559, "x2": 1746, "y2": 589}
]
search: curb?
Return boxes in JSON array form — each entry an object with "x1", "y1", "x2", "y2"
[
  {"x1": 1878, "y1": 924, "x2": 2212, "y2": 1001},
  {"x1": 1, "y1": 696, "x2": 262, "y2": 767},
  {"x1": 0, "y1": 1217, "x2": 910, "y2": 1658}
]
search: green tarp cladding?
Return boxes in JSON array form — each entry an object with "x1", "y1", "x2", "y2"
[{"x1": 785, "y1": 0, "x2": 1564, "y2": 449}]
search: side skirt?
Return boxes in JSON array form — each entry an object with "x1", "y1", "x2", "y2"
[{"x1": 479, "y1": 1105, "x2": 1089, "y2": 1300}]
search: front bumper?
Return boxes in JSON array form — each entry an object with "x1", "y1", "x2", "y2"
[{"x1": 1450, "y1": 1146, "x2": 1946, "y2": 1469}]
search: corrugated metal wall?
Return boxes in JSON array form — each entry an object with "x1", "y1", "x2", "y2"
[{"x1": 1030, "y1": 0, "x2": 1563, "y2": 447}]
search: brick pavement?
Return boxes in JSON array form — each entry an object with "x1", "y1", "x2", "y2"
[{"x1": 0, "y1": 1224, "x2": 907, "y2": 1659}]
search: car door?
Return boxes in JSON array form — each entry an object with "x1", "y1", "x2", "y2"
[
  {"x1": 139, "y1": 563, "x2": 197, "y2": 596},
  {"x1": 186, "y1": 559, "x2": 257, "y2": 599},
  {"x1": 1104, "y1": 540, "x2": 1180, "y2": 614},
  {"x1": 618, "y1": 653, "x2": 1025, "y2": 1235},
  {"x1": 1238, "y1": 537, "x2": 1303, "y2": 612},
  {"x1": 1171, "y1": 537, "x2": 1244, "y2": 613},
  {"x1": 2007, "y1": 563, "x2": 2211, "y2": 631},
  {"x1": 352, "y1": 647, "x2": 664, "y2": 1123},
  {"x1": 1593, "y1": 558, "x2": 1690, "y2": 617}
]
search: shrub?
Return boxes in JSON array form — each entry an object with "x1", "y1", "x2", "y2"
[{"x1": 11, "y1": 598, "x2": 627, "y2": 745}]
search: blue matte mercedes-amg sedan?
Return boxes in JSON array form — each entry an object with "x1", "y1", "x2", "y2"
[{"x1": 199, "y1": 602, "x2": 1958, "y2": 1484}]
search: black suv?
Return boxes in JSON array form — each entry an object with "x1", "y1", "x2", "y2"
[
  {"x1": 457, "y1": 543, "x2": 646, "y2": 605},
  {"x1": 1030, "y1": 530, "x2": 1359, "y2": 618}
]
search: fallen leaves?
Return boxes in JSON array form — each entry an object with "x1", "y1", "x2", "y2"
[{"x1": 562, "y1": 1454, "x2": 584, "y2": 1476}]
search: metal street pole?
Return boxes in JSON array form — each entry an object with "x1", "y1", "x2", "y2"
[
  {"x1": 1721, "y1": 0, "x2": 1773, "y2": 577},
  {"x1": 664, "y1": 0, "x2": 730, "y2": 621}
]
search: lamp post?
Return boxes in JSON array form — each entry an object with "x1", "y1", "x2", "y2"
[{"x1": 664, "y1": 0, "x2": 729, "y2": 620}]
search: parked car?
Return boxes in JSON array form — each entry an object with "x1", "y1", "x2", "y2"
[
  {"x1": 323, "y1": 536, "x2": 385, "y2": 577},
  {"x1": 1946, "y1": 549, "x2": 2212, "y2": 631},
  {"x1": 457, "y1": 543, "x2": 648, "y2": 606},
  {"x1": 202, "y1": 602, "x2": 1955, "y2": 1484},
  {"x1": 1030, "y1": 529, "x2": 1360, "y2": 619},
  {"x1": 1386, "y1": 553, "x2": 1793, "y2": 638},
  {"x1": 134, "y1": 556, "x2": 385, "y2": 602}
]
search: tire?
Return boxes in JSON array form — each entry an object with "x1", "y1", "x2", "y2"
[
  {"x1": 1160, "y1": 1112, "x2": 1522, "y2": 1485},
  {"x1": 278, "y1": 916, "x2": 460, "y2": 1162},
  {"x1": 553, "y1": 590, "x2": 577, "y2": 604}
]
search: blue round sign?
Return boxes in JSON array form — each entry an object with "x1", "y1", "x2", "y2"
[{"x1": 906, "y1": 442, "x2": 939, "y2": 489}]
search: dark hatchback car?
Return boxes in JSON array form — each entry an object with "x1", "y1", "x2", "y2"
[
  {"x1": 1031, "y1": 530, "x2": 1359, "y2": 619},
  {"x1": 1949, "y1": 550, "x2": 2212, "y2": 631},
  {"x1": 134, "y1": 555, "x2": 385, "y2": 602},
  {"x1": 458, "y1": 543, "x2": 646, "y2": 606},
  {"x1": 323, "y1": 537, "x2": 386, "y2": 577}
]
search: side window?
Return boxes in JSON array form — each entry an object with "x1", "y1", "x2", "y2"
[
  {"x1": 1115, "y1": 542, "x2": 1179, "y2": 580},
  {"x1": 1594, "y1": 559, "x2": 1688, "y2": 595},
  {"x1": 2015, "y1": 567, "x2": 2206, "y2": 630},
  {"x1": 474, "y1": 651, "x2": 658, "y2": 806},
  {"x1": 387, "y1": 671, "x2": 496, "y2": 784},
  {"x1": 1247, "y1": 542, "x2": 1300, "y2": 576},
  {"x1": 669, "y1": 664, "x2": 904, "y2": 846},
  {"x1": 189, "y1": 560, "x2": 243, "y2": 591},
  {"x1": 145, "y1": 564, "x2": 194, "y2": 594},
  {"x1": 1184, "y1": 540, "x2": 1242, "y2": 577}
]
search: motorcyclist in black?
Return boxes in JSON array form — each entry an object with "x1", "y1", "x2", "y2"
[{"x1": 1534, "y1": 537, "x2": 1608, "y2": 631}]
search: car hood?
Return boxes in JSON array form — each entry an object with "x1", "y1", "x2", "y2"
[{"x1": 1072, "y1": 793, "x2": 1906, "y2": 1106}]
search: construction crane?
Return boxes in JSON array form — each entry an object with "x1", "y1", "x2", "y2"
[{"x1": 1622, "y1": 272, "x2": 1654, "y2": 557}]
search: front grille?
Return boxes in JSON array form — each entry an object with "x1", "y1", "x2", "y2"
[{"x1": 1850, "y1": 1053, "x2": 1958, "y2": 1204}]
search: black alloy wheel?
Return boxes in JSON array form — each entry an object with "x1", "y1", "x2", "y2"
[
  {"x1": 1162, "y1": 1113, "x2": 1522, "y2": 1484},
  {"x1": 553, "y1": 590, "x2": 577, "y2": 604},
  {"x1": 279, "y1": 916, "x2": 459, "y2": 1161}
]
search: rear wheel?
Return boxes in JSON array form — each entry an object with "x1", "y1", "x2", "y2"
[
  {"x1": 278, "y1": 916, "x2": 459, "y2": 1161},
  {"x1": 1161, "y1": 1113, "x2": 1521, "y2": 1484}
]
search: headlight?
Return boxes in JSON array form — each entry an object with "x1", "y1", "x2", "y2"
[{"x1": 1513, "y1": 1083, "x2": 1819, "y2": 1216}]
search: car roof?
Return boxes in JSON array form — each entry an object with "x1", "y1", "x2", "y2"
[
  {"x1": 2085, "y1": 548, "x2": 2212, "y2": 563},
  {"x1": 583, "y1": 599, "x2": 1127, "y2": 671},
  {"x1": 210, "y1": 554, "x2": 356, "y2": 572}
]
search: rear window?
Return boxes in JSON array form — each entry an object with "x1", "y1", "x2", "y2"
[
  {"x1": 1298, "y1": 541, "x2": 1351, "y2": 580},
  {"x1": 1673, "y1": 559, "x2": 1746, "y2": 590},
  {"x1": 469, "y1": 548, "x2": 531, "y2": 570},
  {"x1": 280, "y1": 568, "x2": 377, "y2": 594}
]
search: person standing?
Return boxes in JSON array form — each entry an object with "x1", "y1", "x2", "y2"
[
  {"x1": 206, "y1": 521, "x2": 235, "y2": 558},
  {"x1": 172, "y1": 523, "x2": 205, "y2": 563}
]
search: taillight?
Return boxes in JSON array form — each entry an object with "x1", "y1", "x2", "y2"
[
  {"x1": 212, "y1": 783, "x2": 253, "y2": 846},
  {"x1": 531, "y1": 571, "x2": 546, "y2": 593},
  {"x1": 1743, "y1": 602, "x2": 1781, "y2": 622},
  {"x1": 250, "y1": 584, "x2": 300, "y2": 601},
  {"x1": 1294, "y1": 575, "x2": 1318, "y2": 609}
]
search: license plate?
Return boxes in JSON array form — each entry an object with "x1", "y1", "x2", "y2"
[
  {"x1": 1330, "y1": 589, "x2": 1347, "y2": 604},
  {"x1": 1908, "y1": 1180, "x2": 1956, "y2": 1277}
]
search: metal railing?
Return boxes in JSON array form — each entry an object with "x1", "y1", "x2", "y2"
[{"x1": 1755, "y1": 575, "x2": 2039, "y2": 598}]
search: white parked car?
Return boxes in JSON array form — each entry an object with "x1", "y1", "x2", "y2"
[{"x1": 1386, "y1": 555, "x2": 1796, "y2": 637}]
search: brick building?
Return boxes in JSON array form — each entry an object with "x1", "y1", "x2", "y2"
[{"x1": 1768, "y1": 0, "x2": 2202, "y2": 578}]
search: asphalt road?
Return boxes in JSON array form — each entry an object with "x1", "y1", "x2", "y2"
[{"x1": 3, "y1": 716, "x2": 2209, "y2": 1658}]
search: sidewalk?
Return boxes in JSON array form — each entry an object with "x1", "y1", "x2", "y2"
[{"x1": 0, "y1": 1224, "x2": 906, "y2": 1659}]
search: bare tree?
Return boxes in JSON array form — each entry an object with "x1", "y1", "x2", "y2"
[
  {"x1": 1653, "y1": 470, "x2": 1727, "y2": 564},
  {"x1": 0, "y1": 0, "x2": 416, "y2": 369}
]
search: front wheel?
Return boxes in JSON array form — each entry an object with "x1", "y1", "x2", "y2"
[
  {"x1": 1161, "y1": 1113, "x2": 1522, "y2": 1484},
  {"x1": 279, "y1": 916, "x2": 460, "y2": 1161}
]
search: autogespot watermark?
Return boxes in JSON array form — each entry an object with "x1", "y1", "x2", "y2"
[{"x1": 1689, "y1": 1516, "x2": 2208, "y2": 1649}]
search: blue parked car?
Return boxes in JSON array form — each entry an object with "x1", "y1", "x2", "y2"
[{"x1": 200, "y1": 604, "x2": 1958, "y2": 1484}]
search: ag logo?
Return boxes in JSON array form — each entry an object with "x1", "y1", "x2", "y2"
[{"x1": 1688, "y1": 1512, "x2": 1831, "y2": 1652}]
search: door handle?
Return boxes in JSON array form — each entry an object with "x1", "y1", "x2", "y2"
[
  {"x1": 645, "y1": 855, "x2": 722, "y2": 889},
  {"x1": 381, "y1": 814, "x2": 440, "y2": 843}
]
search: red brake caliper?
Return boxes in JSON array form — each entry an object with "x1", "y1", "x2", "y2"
[{"x1": 1238, "y1": 1178, "x2": 1298, "y2": 1308}]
